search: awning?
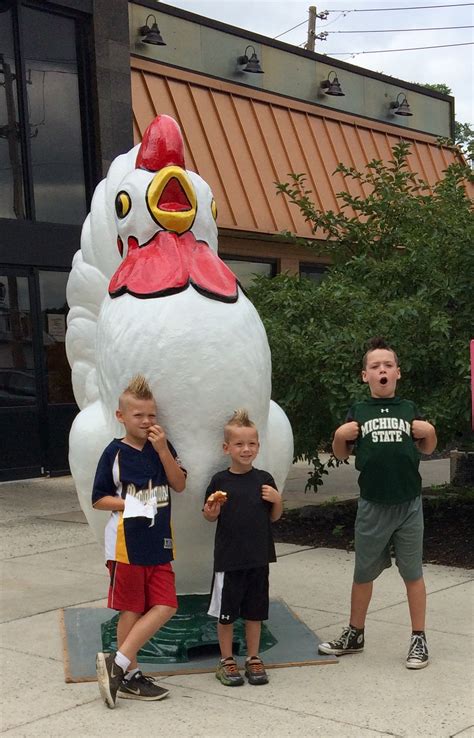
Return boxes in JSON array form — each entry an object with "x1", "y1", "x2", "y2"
[{"x1": 131, "y1": 57, "x2": 468, "y2": 239}]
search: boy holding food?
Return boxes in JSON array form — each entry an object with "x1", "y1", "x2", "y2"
[{"x1": 203, "y1": 409, "x2": 282, "y2": 687}]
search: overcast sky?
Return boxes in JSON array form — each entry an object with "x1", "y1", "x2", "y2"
[{"x1": 165, "y1": 0, "x2": 473, "y2": 126}]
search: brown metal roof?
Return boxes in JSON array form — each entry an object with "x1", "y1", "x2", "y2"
[{"x1": 131, "y1": 57, "x2": 468, "y2": 239}]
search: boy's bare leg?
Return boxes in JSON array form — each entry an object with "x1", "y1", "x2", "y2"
[
  {"x1": 119, "y1": 605, "x2": 176, "y2": 664},
  {"x1": 405, "y1": 577, "x2": 426, "y2": 631},
  {"x1": 117, "y1": 611, "x2": 142, "y2": 669},
  {"x1": 217, "y1": 622, "x2": 234, "y2": 658},
  {"x1": 245, "y1": 619, "x2": 261, "y2": 657},
  {"x1": 349, "y1": 581, "x2": 373, "y2": 628}
]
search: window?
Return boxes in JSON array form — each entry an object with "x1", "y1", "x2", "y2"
[
  {"x1": 0, "y1": 274, "x2": 35, "y2": 406},
  {"x1": 299, "y1": 264, "x2": 328, "y2": 284},
  {"x1": 39, "y1": 270, "x2": 74, "y2": 404},
  {"x1": 222, "y1": 258, "x2": 275, "y2": 289},
  {"x1": 0, "y1": 1, "x2": 90, "y2": 224}
]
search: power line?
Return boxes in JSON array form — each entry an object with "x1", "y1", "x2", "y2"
[
  {"x1": 331, "y1": 40, "x2": 473, "y2": 55},
  {"x1": 327, "y1": 24, "x2": 474, "y2": 32},
  {"x1": 273, "y1": 18, "x2": 307, "y2": 40},
  {"x1": 329, "y1": 2, "x2": 474, "y2": 11}
]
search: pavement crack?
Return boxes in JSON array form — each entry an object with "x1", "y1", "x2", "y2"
[
  {"x1": 162, "y1": 681, "x2": 401, "y2": 736},
  {"x1": 0, "y1": 697, "x2": 99, "y2": 734}
]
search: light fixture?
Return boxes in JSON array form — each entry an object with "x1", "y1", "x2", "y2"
[
  {"x1": 320, "y1": 70, "x2": 345, "y2": 96},
  {"x1": 237, "y1": 45, "x2": 264, "y2": 74},
  {"x1": 390, "y1": 92, "x2": 413, "y2": 117},
  {"x1": 139, "y1": 14, "x2": 166, "y2": 46}
]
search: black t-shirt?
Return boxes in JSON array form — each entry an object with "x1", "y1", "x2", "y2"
[{"x1": 205, "y1": 467, "x2": 277, "y2": 572}]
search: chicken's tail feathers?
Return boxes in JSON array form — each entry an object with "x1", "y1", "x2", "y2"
[
  {"x1": 262, "y1": 401, "x2": 294, "y2": 492},
  {"x1": 66, "y1": 144, "x2": 139, "y2": 408},
  {"x1": 69, "y1": 400, "x2": 117, "y2": 544}
]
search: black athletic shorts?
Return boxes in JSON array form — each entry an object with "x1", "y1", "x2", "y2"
[{"x1": 207, "y1": 566, "x2": 269, "y2": 624}]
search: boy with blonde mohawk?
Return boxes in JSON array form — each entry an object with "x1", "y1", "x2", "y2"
[
  {"x1": 203, "y1": 409, "x2": 282, "y2": 687},
  {"x1": 92, "y1": 375, "x2": 186, "y2": 708}
]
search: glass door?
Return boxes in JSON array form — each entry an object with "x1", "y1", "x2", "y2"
[
  {"x1": 38, "y1": 270, "x2": 77, "y2": 475},
  {"x1": 0, "y1": 270, "x2": 44, "y2": 479},
  {"x1": 0, "y1": 268, "x2": 77, "y2": 479}
]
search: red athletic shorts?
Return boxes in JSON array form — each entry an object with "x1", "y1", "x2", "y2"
[{"x1": 107, "y1": 560, "x2": 178, "y2": 613}]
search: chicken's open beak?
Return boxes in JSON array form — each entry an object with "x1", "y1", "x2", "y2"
[{"x1": 147, "y1": 166, "x2": 197, "y2": 234}]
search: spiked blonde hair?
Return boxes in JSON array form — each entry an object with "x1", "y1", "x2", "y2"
[
  {"x1": 119, "y1": 374, "x2": 154, "y2": 408},
  {"x1": 224, "y1": 408, "x2": 257, "y2": 441}
]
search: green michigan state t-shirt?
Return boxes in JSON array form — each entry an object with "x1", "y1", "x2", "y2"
[{"x1": 347, "y1": 397, "x2": 422, "y2": 505}]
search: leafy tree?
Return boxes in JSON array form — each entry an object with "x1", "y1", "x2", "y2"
[{"x1": 247, "y1": 141, "x2": 474, "y2": 489}]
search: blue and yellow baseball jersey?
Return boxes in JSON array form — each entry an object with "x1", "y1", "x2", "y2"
[{"x1": 92, "y1": 439, "x2": 185, "y2": 565}]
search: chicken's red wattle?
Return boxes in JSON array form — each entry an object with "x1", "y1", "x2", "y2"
[{"x1": 108, "y1": 231, "x2": 238, "y2": 302}]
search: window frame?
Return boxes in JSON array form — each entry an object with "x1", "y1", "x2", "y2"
[{"x1": 1, "y1": 0, "x2": 96, "y2": 224}]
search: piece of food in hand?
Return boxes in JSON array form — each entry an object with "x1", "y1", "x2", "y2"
[{"x1": 207, "y1": 490, "x2": 228, "y2": 505}]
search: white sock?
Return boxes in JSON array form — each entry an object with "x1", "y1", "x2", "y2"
[
  {"x1": 124, "y1": 667, "x2": 140, "y2": 681},
  {"x1": 114, "y1": 650, "x2": 131, "y2": 672}
]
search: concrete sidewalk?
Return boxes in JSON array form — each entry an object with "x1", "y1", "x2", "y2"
[{"x1": 1, "y1": 461, "x2": 473, "y2": 737}]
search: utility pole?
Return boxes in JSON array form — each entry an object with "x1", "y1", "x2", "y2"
[
  {"x1": 306, "y1": 6, "x2": 317, "y2": 52},
  {"x1": 306, "y1": 7, "x2": 329, "y2": 50}
]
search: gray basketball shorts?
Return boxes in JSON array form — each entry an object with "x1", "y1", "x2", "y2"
[{"x1": 354, "y1": 495, "x2": 424, "y2": 584}]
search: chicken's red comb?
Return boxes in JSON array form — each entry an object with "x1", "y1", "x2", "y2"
[{"x1": 135, "y1": 115, "x2": 185, "y2": 171}]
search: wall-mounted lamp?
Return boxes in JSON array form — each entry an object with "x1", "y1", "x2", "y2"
[
  {"x1": 237, "y1": 45, "x2": 264, "y2": 74},
  {"x1": 390, "y1": 92, "x2": 413, "y2": 117},
  {"x1": 320, "y1": 70, "x2": 345, "y2": 97},
  {"x1": 139, "y1": 14, "x2": 166, "y2": 46}
]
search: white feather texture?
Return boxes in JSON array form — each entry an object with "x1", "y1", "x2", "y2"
[{"x1": 66, "y1": 119, "x2": 293, "y2": 593}]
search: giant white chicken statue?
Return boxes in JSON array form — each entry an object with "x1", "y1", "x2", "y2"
[{"x1": 66, "y1": 115, "x2": 293, "y2": 593}]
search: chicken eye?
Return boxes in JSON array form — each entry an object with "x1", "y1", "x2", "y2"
[
  {"x1": 211, "y1": 198, "x2": 217, "y2": 221},
  {"x1": 115, "y1": 191, "x2": 131, "y2": 219}
]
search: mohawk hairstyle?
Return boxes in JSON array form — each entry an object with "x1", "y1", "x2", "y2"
[
  {"x1": 120, "y1": 374, "x2": 154, "y2": 405},
  {"x1": 224, "y1": 408, "x2": 257, "y2": 441},
  {"x1": 362, "y1": 337, "x2": 399, "y2": 369}
]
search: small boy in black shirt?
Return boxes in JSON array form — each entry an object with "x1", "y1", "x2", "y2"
[{"x1": 203, "y1": 409, "x2": 282, "y2": 687}]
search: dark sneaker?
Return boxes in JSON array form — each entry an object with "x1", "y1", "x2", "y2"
[
  {"x1": 215, "y1": 657, "x2": 244, "y2": 686},
  {"x1": 96, "y1": 651, "x2": 125, "y2": 709},
  {"x1": 318, "y1": 626, "x2": 365, "y2": 656},
  {"x1": 245, "y1": 656, "x2": 269, "y2": 685},
  {"x1": 406, "y1": 633, "x2": 429, "y2": 669},
  {"x1": 118, "y1": 671, "x2": 169, "y2": 700}
]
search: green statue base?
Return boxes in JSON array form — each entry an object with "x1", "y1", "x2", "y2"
[{"x1": 101, "y1": 594, "x2": 278, "y2": 663}]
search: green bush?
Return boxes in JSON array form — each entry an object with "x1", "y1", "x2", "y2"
[{"x1": 248, "y1": 142, "x2": 474, "y2": 489}]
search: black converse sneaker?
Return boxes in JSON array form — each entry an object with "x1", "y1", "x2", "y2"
[
  {"x1": 118, "y1": 671, "x2": 169, "y2": 700},
  {"x1": 406, "y1": 633, "x2": 429, "y2": 669},
  {"x1": 318, "y1": 625, "x2": 365, "y2": 656},
  {"x1": 96, "y1": 651, "x2": 125, "y2": 709}
]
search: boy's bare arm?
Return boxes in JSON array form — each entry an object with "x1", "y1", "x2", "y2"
[
  {"x1": 93, "y1": 495, "x2": 125, "y2": 511},
  {"x1": 148, "y1": 425, "x2": 186, "y2": 492},
  {"x1": 412, "y1": 420, "x2": 437, "y2": 455},
  {"x1": 262, "y1": 485, "x2": 283, "y2": 522},
  {"x1": 332, "y1": 421, "x2": 359, "y2": 460}
]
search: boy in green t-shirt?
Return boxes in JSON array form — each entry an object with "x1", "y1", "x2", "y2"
[{"x1": 319, "y1": 337, "x2": 437, "y2": 669}]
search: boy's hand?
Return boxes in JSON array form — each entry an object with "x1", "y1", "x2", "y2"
[
  {"x1": 203, "y1": 499, "x2": 222, "y2": 521},
  {"x1": 148, "y1": 424, "x2": 167, "y2": 453},
  {"x1": 261, "y1": 485, "x2": 280, "y2": 504},
  {"x1": 411, "y1": 419, "x2": 437, "y2": 455},
  {"x1": 335, "y1": 421, "x2": 359, "y2": 443},
  {"x1": 411, "y1": 420, "x2": 433, "y2": 440}
]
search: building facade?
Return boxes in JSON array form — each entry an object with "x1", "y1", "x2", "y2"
[{"x1": 0, "y1": 0, "x2": 463, "y2": 480}]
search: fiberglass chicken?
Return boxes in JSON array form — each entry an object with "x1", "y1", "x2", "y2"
[{"x1": 66, "y1": 115, "x2": 293, "y2": 593}]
